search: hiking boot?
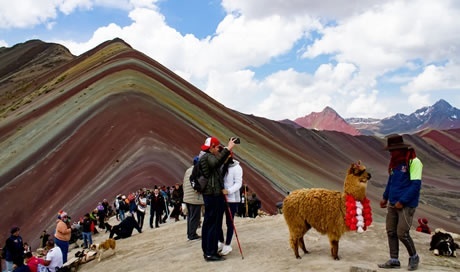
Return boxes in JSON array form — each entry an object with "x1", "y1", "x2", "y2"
[
  {"x1": 378, "y1": 259, "x2": 401, "y2": 269},
  {"x1": 188, "y1": 235, "x2": 201, "y2": 241},
  {"x1": 408, "y1": 255, "x2": 419, "y2": 271},
  {"x1": 218, "y1": 241, "x2": 224, "y2": 252},
  {"x1": 204, "y1": 255, "x2": 224, "y2": 262},
  {"x1": 220, "y1": 245, "x2": 232, "y2": 256}
]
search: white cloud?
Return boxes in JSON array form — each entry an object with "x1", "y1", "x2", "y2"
[
  {"x1": 221, "y1": 0, "x2": 383, "y2": 19},
  {"x1": 0, "y1": 0, "x2": 58, "y2": 28},
  {"x1": 59, "y1": 0, "x2": 93, "y2": 15},
  {"x1": 2, "y1": 0, "x2": 460, "y2": 119},
  {"x1": 407, "y1": 93, "x2": 431, "y2": 110},
  {"x1": 303, "y1": 1, "x2": 460, "y2": 73},
  {"x1": 345, "y1": 90, "x2": 386, "y2": 118},
  {"x1": 403, "y1": 62, "x2": 460, "y2": 93},
  {"x1": 0, "y1": 0, "x2": 132, "y2": 29}
]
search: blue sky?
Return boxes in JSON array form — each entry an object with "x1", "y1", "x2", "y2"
[{"x1": 1, "y1": 0, "x2": 459, "y2": 120}]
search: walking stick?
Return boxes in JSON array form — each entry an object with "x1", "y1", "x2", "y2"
[
  {"x1": 224, "y1": 194, "x2": 244, "y2": 259},
  {"x1": 244, "y1": 185, "x2": 249, "y2": 217}
]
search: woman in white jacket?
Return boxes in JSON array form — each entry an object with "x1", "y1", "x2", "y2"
[{"x1": 219, "y1": 154, "x2": 243, "y2": 256}]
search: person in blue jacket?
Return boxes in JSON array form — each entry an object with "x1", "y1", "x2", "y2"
[{"x1": 378, "y1": 134, "x2": 422, "y2": 271}]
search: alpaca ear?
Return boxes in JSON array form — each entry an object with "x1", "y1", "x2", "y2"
[
  {"x1": 350, "y1": 160, "x2": 365, "y2": 175},
  {"x1": 349, "y1": 163, "x2": 357, "y2": 175}
]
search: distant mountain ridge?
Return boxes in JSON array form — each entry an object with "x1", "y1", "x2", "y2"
[
  {"x1": 376, "y1": 99, "x2": 460, "y2": 135},
  {"x1": 293, "y1": 106, "x2": 361, "y2": 136},
  {"x1": 291, "y1": 99, "x2": 460, "y2": 136}
]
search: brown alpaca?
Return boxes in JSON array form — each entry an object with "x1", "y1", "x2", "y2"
[{"x1": 283, "y1": 161, "x2": 372, "y2": 260}]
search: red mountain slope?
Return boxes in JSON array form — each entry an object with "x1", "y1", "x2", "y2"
[{"x1": 294, "y1": 106, "x2": 361, "y2": 136}]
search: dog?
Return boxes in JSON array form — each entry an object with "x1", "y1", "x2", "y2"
[
  {"x1": 430, "y1": 229, "x2": 459, "y2": 257},
  {"x1": 90, "y1": 238, "x2": 116, "y2": 262}
]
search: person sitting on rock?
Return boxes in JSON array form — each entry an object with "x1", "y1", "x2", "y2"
[{"x1": 415, "y1": 218, "x2": 431, "y2": 234}]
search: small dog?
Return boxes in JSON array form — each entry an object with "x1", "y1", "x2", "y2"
[
  {"x1": 90, "y1": 238, "x2": 116, "y2": 262},
  {"x1": 430, "y1": 229, "x2": 459, "y2": 257}
]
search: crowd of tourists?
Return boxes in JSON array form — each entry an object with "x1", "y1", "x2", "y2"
[{"x1": 1, "y1": 135, "x2": 266, "y2": 270}]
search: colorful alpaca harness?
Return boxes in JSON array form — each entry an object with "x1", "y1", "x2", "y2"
[{"x1": 345, "y1": 195, "x2": 372, "y2": 233}]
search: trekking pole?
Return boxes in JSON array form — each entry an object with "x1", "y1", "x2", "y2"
[
  {"x1": 224, "y1": 194, "x2": 244, "y2": 259},
  {"x1": 244, "y1": 185, "x2": 249, "y2": 217}
]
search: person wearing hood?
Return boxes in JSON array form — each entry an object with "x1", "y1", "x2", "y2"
[{"x1": 218, "y1": 152, "x2": 243, "y2": 256}]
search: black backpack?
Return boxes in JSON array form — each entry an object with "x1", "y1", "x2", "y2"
[
  {"x1": 189, "y1": 159, "x2": 208, "y2": 193},
  {"x1": 119, "y1": 199, "x2": 128, "y2": 212}
]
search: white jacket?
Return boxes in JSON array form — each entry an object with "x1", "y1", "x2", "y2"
[{"x1": 224, "y1": 160, "x2": 243, "y2": 203}]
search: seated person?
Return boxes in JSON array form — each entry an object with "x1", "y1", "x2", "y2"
[
  {"x1": 109, "y1": 214, "x2": 142, "y2": 240},
  {"x1": 43, "y1": 240, "x2": 63, "y2": 272},
  {"x1": 415, "y1": 218, "x2": 431, "y2": 234},
  {"x1": 24, "y1": 251, "x2": 45, "y2": 272}
]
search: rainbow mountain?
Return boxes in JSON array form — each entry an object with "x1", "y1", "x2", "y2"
[{"x1": 1, "y1": 38, "x2": 459, "y2": 248}]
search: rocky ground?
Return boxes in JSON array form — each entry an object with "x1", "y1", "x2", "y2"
[{"x1": 71, "y1": 212, "x2": 459, "y2": 272}]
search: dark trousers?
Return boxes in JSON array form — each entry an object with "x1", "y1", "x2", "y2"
[
  {"x1": 150, "y1": 209, "x2": 162, "y2": 228},
  {"x1": 220, "y1": 202, "x2": 238, "y2": 245},
  {"x1": 54, "y1": 237, "x2": 69, "y2": 263},
  {"x1": 202, "y1": 195, "x2": 225, "y2": 256},
  {"x1": 187, "y1": 203, "x2": 202, "y2": 239},
  {"x1": 136, "y1": 210, "x2": 145, "y2": 229},
  {"x1": 248, "y1": 205, "x2": 259, "y2": 218},
  {"x1": 385, "y1": 206, "x2": 417, "y2": 258},
  {"x1": 171, "y1": 203, "x2": 181, "y2": 219},
  {"x1": 98, "y1": 215, "x2": 105, "y2": 229},
  {"x1": 109, "y1": 225, "x2": 131, "y2": 240}
]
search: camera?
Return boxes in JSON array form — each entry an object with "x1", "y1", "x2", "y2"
[{"x1": 231, "y1": 137, "x2": 240, "y2": 144}]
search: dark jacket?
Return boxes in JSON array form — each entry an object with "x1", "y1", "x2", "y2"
[
  {"x1": 118, "y1": 216, "x2": 142, "y2": 237},
  {"x1": 200, "y1": 148, "x2": 231, "y2": 196},
  {"x1": 5, "y1": 234, "x2": 24, "y2": 264},
  {"x1": 171, "y1": 188, "x2": 183, "y2": 205},
  {"x1": 383, "y1": 157, "x2": 422, "y2": 208},
  {"x1": 149, "y1": 194, "x2": 166, "y2": 213},
  {"x1": 82, "y1": 218, "x2": 92, "y2": 233}
]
